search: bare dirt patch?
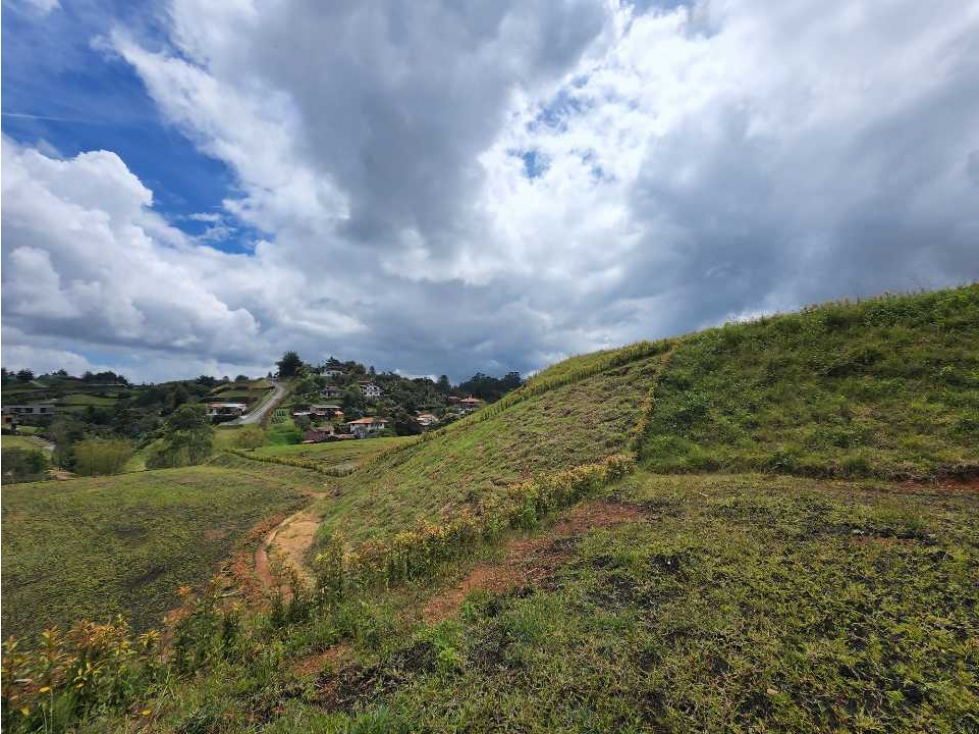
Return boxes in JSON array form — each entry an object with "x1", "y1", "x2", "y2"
[
  {"x1": 254, "y1": 508, "x2": 322, "y2": 596},
  {"x1": 422, "y1": 499, "x2": 648, "y2": 622}
]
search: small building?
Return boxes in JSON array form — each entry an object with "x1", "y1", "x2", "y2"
[
  {"x1": 458, "y1": 397, "x2": 482, "y2": 413},
  {"x1": 321, "y1": 385, "x2": 343, "y2": 399},
  {"x1": 2, "y1": 404, "x2": 56, "y2": 417},
  {"x1": 358, "y1": 382, "x2": 382, "y2": 400},
  {"x1": 206, "y1": 402, "x2": 247, "y2": 418},
  {"x1": 346, "y1": 416, "x2": 389, "y2": 438},
  {"x1": 2, "y1": 413, "x2": 16, "y2": 430},
  {"x1": 416, "y1": 413, "x2": 439, "y2": 427},
  {"x1": 323, "y1": 368, "x2": 346, "y2": 379},
  {"x1": 311, "y1": 404, "x2": 343, "y2": 419},
  {"x1": 303, "y1": 428, "x2": 334, "y2": 444}
]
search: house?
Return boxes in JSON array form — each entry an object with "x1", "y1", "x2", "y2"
[
  {"x1": 416, "y1": 413, "x2": 439, "y2": 428},
  {"x1": 458, "y1": 397, "x2": 482, "y2": 413},
  {"x1": 206, "y1": 402, "x2": 247, "y2": 418},
  {"x1": 358, "y1": 381, "x2": 382, "y2": 400},
  {"x1": 2, "y1": 404, "x2": 56, "y2": 417},
  {"x1": 321, "y1": 385, "x2": 342, "y2": 399},
  {"x1": 2, "y1": 413, "x2": 16, "y2": 430},
  {"x1": 310, "y1": 404, "x2": 343, "y2": 419},
  {"x1": 323, "y1": 368, "x2": 346, "y2": 379},
  {"x1": 303, "y1": 428, "x2": 333, "y2": 444},
  {"x1": 346, "y1": 416, "x2": 389, "y2": 438}
]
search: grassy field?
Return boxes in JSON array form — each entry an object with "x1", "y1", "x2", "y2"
[
  {"x1": 1, "y1": 462, "x2": 318, "y2": 640},
  {"x1": 314, "y1": 352, "x2": 668, "y2": 544},
  {"x1": 246, "y1": 472, "x2": 978, "y2": 734},
  {"x1": 251, "y1": 436, "x2": 413, "y2": 471},
  {"x1": 640, "y1": 286, "x2": 979, "y2": 480},
  {"x1": 1, "y1": 434, "x2": 51, "y2": 451}
]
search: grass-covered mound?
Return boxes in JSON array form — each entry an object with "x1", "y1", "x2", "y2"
[
  {"x1": 641, "y1": 285, "x2": 979, "y2": 479},
  {"x1": 316, "y1": 350, "x2": 670, "y2": 544},
  {"x1": 1, "y1": 462, "x2": 315, "y2": 639}
]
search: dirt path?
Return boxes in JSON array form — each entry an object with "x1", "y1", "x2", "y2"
[
  {"x1": 254, "y1": 507, "x2": 322, "y2": 594},
  {"x1": 422, "y1": 499, "x2": 649, "y2": 622}
]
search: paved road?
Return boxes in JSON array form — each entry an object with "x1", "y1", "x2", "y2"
[{"x1": 227, "y1": 380, "x2": 287, "y2": 425}]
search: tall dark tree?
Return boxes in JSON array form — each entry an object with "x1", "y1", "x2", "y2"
[
  {"x1": 277, "y1": 351, "x2": 304, "y2": 378},
  {"x1": 16, "y1": 368, "x2": 34, "y2": 383}
]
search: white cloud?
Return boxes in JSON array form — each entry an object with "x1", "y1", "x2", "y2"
[{"x1": 3, "y1": 0, "x2": 978, "y2": 381}]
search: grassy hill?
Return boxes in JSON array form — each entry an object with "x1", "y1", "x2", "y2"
[
  {"x1": 2, "y1": 285, "x2": 977, "y2": 733},
  {"x1": 641, "y1": 287, "x2": 979, "y2": 479},
  {"x1": 1, "y1": 462, "x2": 314, "y2": 638}
]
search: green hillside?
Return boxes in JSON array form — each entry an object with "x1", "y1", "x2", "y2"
[
  {"x1": 641, "y1": 286, "x2": 978, "y2": 479},
  {"x1": 2, "y1": 285, "x2": 977, "y2": 734},
  {"x1": 1, "y1": 462, "x2": 313, "y2": 638}
]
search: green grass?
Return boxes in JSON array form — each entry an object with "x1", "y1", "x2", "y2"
[
  {"x1": 315, "y1": 353, "x2": 668, "y2": 544},
  {"x1": 55, "y1": 393, "x2": 119, "y2": 406},
  {"x1": 1, "y1": 462, "x2": 318, "y2": 641},
  {"x1": 262, "y1": 472, "x2": 978, "y2": 733},
  {"x1": 640, "y1": 286, "x2": 979, "y2": 480},
  {"x1": 251, "y1": 436, "x2": 413, "y2": 471},
  {"x1": 1, "y1": 434, "x2": 50, "y2": 451}
]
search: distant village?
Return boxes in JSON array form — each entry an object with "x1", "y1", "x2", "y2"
[{"x1": 205, "y1": 354, "x2": 522, "y2": 442}]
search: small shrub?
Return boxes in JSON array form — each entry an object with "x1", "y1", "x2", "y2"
[
  {"x1": 72, "y1": 439, "x2": 132, "y2": 476},
  {"x1": 234, "y1": 426, "x2": 266, "y2": 450}
]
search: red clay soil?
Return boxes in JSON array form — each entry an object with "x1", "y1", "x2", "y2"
[{"x1": 421, "y1": 499, "x2": 648, "y2": 623}]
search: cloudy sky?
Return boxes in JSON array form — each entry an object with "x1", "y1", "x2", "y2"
[{"x1": 2, "y1": 0, "x2": 978, "y2": 382}]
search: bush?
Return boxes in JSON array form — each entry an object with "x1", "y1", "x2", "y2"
[
  {"x1": 234, "y1": 426, "x2": 266, "y2": 450},
  {"x1": 72, "y1": 439, "x2": 132, "y2": 476},
  {"x1": 1, "y1": 448, "x2": 48, "y2": 483}
]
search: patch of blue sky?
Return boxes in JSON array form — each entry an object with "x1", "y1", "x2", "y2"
[
  {"x1": 508, "y1": 149, "x2": 550, "y2": 180},
  {"x1": 1, "y1": 0, "x2": 257, "y2": 254}
]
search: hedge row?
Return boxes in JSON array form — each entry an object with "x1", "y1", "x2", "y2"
[{"x1": 312, "y1": 453, "x2": 636, "y2": 601}]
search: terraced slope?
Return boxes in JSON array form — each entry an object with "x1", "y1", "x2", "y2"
[{"x1": 315, "y1": 351, "x2": 670, "y2": 544}]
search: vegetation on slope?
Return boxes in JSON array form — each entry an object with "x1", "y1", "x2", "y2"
[
  {"x1": 641, "y1": 285, "x2": 979, "y2": 480},
  {"x1": 255, "y1": 472, "x2": 979, "y2": 734},
  {"x1": 1, "y1": 462, "x2": 315, "y2": 639},
  {"x1": 315, "y1": 351, "x2": 670, "y2": 544},
  {"x1": 2, "y1": 285, "x2": 978, "y2": 733}
]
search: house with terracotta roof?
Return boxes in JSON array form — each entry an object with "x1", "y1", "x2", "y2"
[
  {"x1": 347, "y1": 416, "x2": 388, "y2": 438},
  {"x1": 416, "y1": 413, "x2": 439, "y2": 427}
]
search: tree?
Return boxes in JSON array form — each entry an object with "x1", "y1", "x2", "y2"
[
  {"x1": 2, "y1": 448, "x2": 48, "y2": 482},
  {"x1": 48, "y1": 416, "x2": 87, "y2": 470},
  {"x1": 276, "y1": 351, "x2": 303, "y2": 378},
  {"x1": 234, "y1": 426, "x2": 266, "y2": 450},
  {"x1": 389, "y1": 407, "x2": 421, "y2": 436},
  {"x1": 235, "y1": 374, "x2": 249, "y2": 382},
  {"x1": 16, "y1": 368, "x2": 34, "y2": 383},
  {"x1": 146, "y1": 404, "x2": 214, "y2": 468},
  {"x1": 341, "y1": 386, "x2": 366, "y2": 418},
  {"x1": 436, "y1": 375, "x2": 451, "y2": 394},
  {"x1": 73, "y1": 439, "x2": 132, "y2": 476}
]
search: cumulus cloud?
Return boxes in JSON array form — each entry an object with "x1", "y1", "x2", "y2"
[{"x1": 3, "y1": 0, "x2": 978, "y2": 381}]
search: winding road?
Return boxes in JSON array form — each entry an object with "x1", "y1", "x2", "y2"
[{"x1": 227, "y1": 380, "x2": 288, "y2": 425}]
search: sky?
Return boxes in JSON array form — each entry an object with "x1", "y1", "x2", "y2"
[{"x1": 2, "y1": 0, "x2": 978, "y2": 383}]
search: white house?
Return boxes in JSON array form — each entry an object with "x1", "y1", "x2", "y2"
[
  {"x1": 359, "y1": 381, "x2": 382, "y2": 400},
  {"x1": 347, "y1": 416, "x2": 388, "y2": 438},
  {"x1": 2, "y1": 404, "x2": 56, "y2": 417},
  {"x1": 206, "y1": 402, "x2": 247, "y2": 418},
  {"x1": 323, "y1": 368, "x2": 346, "y2": 379},
  {"x1": 416, "y1": 413, "x2": 439, "y2": 427}
]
